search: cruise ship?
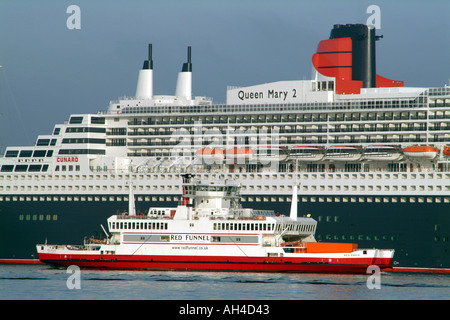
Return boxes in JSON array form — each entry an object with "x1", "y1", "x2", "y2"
[{"x1": 1, "y1": 23, "x2": 449, "y2": 269}]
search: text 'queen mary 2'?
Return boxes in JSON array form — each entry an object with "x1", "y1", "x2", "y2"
[{"x1": 1, "y1": 24, "x2": 449, "y2": 270}]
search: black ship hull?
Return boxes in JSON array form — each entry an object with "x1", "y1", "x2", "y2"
[{"x1": 1, "y1": 194, "x2": 449, "y2": 269}]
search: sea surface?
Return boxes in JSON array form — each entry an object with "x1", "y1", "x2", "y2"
[{"x1": 0, "y1": 264, "x2": 449, "y2": 302}]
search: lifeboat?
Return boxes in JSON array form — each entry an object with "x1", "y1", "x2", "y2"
[
  {"x1": 403, "y1": 145, "x2": 438, "y2": 159},
  {"x1": 364, "y1": 145, "x2": 403, "y2": 161},
  {"x1": 289, "y1": 146, "x2": 325, "y2": 161},
  {"x1": 443, "y1": 146, "x2": 450, "y2": 156},
  {"x1": 255, "y1": 146, "x2": 289, "y2": 163},
  {"x1": 224, "y1": 147, "x2": 253, "y2": 162},
  {"x1": 195, "y1": 148, "x2": 224, "y2": 163},
  {"x1": 325, "y1": 145, "x2": 363, "y2": 162}
]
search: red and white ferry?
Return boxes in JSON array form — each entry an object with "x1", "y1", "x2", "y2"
[{"x1": 37, "y1": 174, "x2": 394, "y2": 273}]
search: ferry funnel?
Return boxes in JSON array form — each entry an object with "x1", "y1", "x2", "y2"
[
  {"x1": 175, "y1": 46, "x2": 192, "y2": 100},
  {"x1": 135, "y1": 43, "x2": 154, "y2": 99}
]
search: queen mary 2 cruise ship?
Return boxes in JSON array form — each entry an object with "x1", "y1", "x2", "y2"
[{"x1": 0, "y1": 23, "x2": 449, "y2": 270}]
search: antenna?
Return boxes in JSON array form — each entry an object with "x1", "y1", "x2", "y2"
[{"x1": 143, "y1": 43, "x2": 153, "y2": 70}]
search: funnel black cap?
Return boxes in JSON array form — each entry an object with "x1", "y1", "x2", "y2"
[
  {"x1": 181, "y1": 46, "x2": 192, "y2": 72},
  {"x1": 330, "y1": 24, "x2": 377, "y2": 88},
  {"x1": 142, "y1": 44, "x2": 153, "y2": 70}
]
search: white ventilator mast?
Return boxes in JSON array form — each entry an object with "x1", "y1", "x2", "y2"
[
  {"x1": 135, "y1": 44, "x2": 154, "y2": 99},
  {"x1": 175, "y1": 46, "x2": 192, "y2": 100},
  {"x1": 128, "y1": 183, "x2": 136, "y2": 216}
]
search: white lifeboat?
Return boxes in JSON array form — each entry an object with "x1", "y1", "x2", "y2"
[
  {"x1": 364, "y1": 145, "x2": 403, "y2": 161},
  {"x1": 325, "y1": 145, "x2": 363, "y2": 162},
  {"x1": 403, "y1": 145, "x2": 438, "y2": 159},
  {"x1": 255, "y1": 146, "x2": 289, "y2": 163},
  {"x1": 289, "y1": 146, "x2": 325, "y2": 161}
]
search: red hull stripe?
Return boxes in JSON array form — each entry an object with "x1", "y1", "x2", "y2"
[
  {"x1": 0, "y1": 259, "x2": 44, "y2": 264},
  {"x1": 38, "y1": 253, "x2": 393, "y2": 273}
]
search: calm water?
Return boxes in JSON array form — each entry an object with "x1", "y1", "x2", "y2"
[{"x1": 0, "y1": 264, "x2": 449, "y2": 301}]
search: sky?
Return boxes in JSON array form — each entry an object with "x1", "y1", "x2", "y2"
[{"x1": 0, "y1": 0, "x2": 449, "y2": 150}]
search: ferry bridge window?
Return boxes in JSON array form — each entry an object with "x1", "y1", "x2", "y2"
[
  {"x1": 90, "y1": 117, "x2": 105, "y2": 124},
  {"x1": 69, "y1": 116, "x2": 83, "y2": 124}
]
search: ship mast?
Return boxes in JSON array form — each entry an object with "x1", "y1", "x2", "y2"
[{"x1": 128, "y1": 182, "x2": 136, "y2": 216}]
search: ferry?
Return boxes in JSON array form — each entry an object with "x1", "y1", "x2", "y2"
[
  {"x1": 36, "y1": 174, "x2": 394, "y2": 273},
  {"x1": 1, "y1": 23, "x2": 449, "y2": 270}
]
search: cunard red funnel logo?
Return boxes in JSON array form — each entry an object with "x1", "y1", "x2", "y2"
[{"x1": 312, "y1": 24, "x2": 403, "y2": 94}]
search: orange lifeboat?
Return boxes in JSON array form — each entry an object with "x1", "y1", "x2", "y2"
[
  {"x1": 195, "y1": 148, "x2": 224, "y2": 163},
  {"x1": 224, "y1": 147, "x2": 253, "y2": 162},
  {"x1": 443, "y1": 146, "x2": 450, "y2": 156},
  {"x1": 403, "y1": 145, "x2": 438, "y2": 159}
]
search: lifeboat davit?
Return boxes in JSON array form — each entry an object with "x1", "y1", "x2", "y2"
[
  {"x1": 289, "y1": 146, "x2": 325, "y2": 161},
  {"x1": 364, "y1": 145, "x2": 403, "y2": 161},
  {"x1": 325, "y1": 145, "x2": 363, "y2": 161},
  {"x1": 403, "y1": 146, "x2": 438, "y2": 159}
]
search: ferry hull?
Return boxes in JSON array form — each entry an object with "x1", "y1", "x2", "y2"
[{"x1": 37, "y1": 253, "x2": 393, "y2": 274}]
